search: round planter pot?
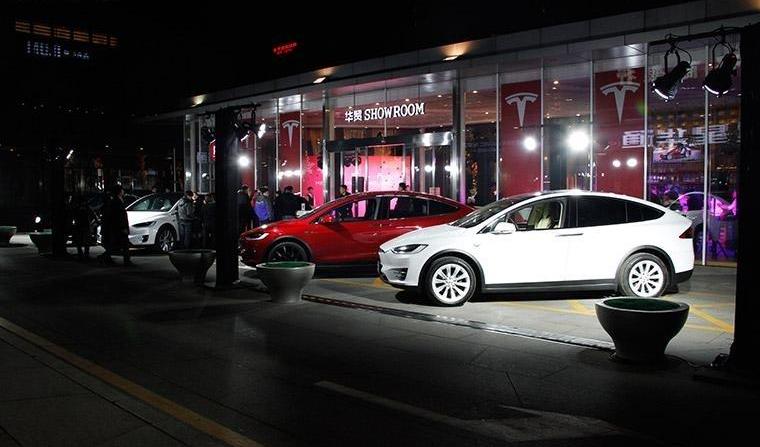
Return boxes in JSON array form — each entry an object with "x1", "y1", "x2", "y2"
[
  {"x1": 0, "y1": 226, "x2": 17, "y2": 247},
  {"x1": 29, "y1": 230, "x2": 53, "y2": 254},
  {"x1": 256, "y1": 261, "x2": 315, "y2": 304},
  {"x1": 168, "y1": 249, "x2": 217, "y2": 284},
  {"x1": 595, "y1": 298, "x2": 689, "y2": 364}
]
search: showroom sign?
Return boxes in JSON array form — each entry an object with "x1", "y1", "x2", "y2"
[{"x1": 344, "y1": 102, "x2": 425, "y2": 122}]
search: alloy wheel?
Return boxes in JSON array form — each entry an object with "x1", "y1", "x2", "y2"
[
  {"x1": 269, "y1": 244, "x2": 305, "y2": 261},
  {"x1": 627, "y1": 260, "x2": 664, "y2": 297},
  {"x1": 159, "y1": 230, "x2": 175, "y2": 253},
  {"x1": 431, "y1": 263, "x2": 472, "y2": 304}
]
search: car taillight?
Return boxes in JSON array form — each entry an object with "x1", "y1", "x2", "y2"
[{"x1": 680, "y1": 227, "x2": 693, "y2": 239}]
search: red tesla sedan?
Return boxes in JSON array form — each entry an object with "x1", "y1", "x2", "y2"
[{"x1": 239, "y1": 191, "x2": 473, "y2": 266}]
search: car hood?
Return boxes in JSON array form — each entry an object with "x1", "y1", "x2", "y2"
[
  {"x1": 380, "y1": 224, "x2": 467, "y2": 251},
  {"x1": 128, "y1": 211, "x2": 168, "y2": 226}
]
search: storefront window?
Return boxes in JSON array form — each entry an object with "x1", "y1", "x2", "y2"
[
  {"x1": 464, "y1": 75, "x2": 497, "y2": 205},
  {"x1": 255, "y1": 101, "x2": 277, "y2": 193},
  {"x1": 706, "y1": 43, "x2": 740, "y2": 264},
  {"x1": 543, "y1": 63, "x2": 592, "y2": 191},
  {"x1": 499, "y1": 67, "x2": 542, "y2": 198},
  {"x1": 593, "y1": 55, "x2": 646, "y2": 197},
  {"x1": 302, "y1": 94, "x2": 325, "y2": 207}
]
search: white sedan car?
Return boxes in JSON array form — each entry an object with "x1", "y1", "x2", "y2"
[
  {"x1": 379, "y1": 191, "x2": 695, "y2": 306},
  {"x1": 126, "y1": 192, "x2": 184, "y2": 252}
]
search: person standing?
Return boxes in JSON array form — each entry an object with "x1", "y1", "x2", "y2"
[
  {"x1": 177, "y1": 190, "x2": 195, "y2": 249},
  {"x1": 237, "y1": 185, "x2": 252, "y2": 232},
  {"x1": 72, "y1": 195, "x2": 94, "y2": 260},
  {"x1": 336, "y1": 184, "x2": 352, "y2": 219},
  {"x1": 305, "y1": 186, "x2": 315, "y2": 209},
  {"x1": 273, "y1": 186, "x2": 301, "y2": 220},
  {"x1": 398, "y1": 182, "x2": 408, "y2": 192},
  {"x1": 253, "y1": 187, "x2": 274, "y2": 225},
  {"x1": 202, "y1": 193, "x2": 216, "y2": 248},
  {"x1": 99, "y1": 185, "x2": 132, "y2": 266}
]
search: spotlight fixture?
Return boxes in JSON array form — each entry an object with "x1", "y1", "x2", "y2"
[
  {"x1": 522, "y1": 136, "x2": 538, "y2": 151},
  {"x1": 257, "y1": 123, "x2": 267, "y2": 139},
  {"x1": 237, "y1": 155, "x2": 251, "y2": 168},
  {"x1": 567, "y1": 130, "x2": 589, "y2": 152},
  {"x1": 703, "y1": 34, "x2": 737, "y2": 97},
  {"x1": 652, "y1": 40, "x2": 691, "y2": 101}
]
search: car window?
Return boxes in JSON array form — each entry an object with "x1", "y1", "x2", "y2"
[
  {"x1": 330, "y1": 198, "x2": 378, "y2": 222},
  {"x1": 626, "y1": 201, "x2": 664, "y2": 223},
  {"x1": 384, "y1": 196, "x2": 428, "y2": 219},
  {"x1": 127, "y1": 193, "x2": 182, "y2": 211},
  {"x1": 428, "y1": 200, "x2": 459, "y2": 216},
  {"x1": 577, "y1": 197, "x2": 627, "y2": 227},
  {"x1": 484, "y1": 199, "x2": 565, "y2": 232}
]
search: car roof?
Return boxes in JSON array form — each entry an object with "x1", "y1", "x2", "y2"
[
  {"x1": 503, "y1": 190, "x2": 669, "y2": 211},
  {"x1": 329, "y1": 191, "x2": 471, "y2": 208}
]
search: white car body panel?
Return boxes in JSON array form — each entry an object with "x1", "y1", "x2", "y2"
[
  {"x1": 379, "y1": 191, "x2": 695, "y2": 293},
  {"x1": 126, "y1": 199, "x2": 180, "y2": 247}
]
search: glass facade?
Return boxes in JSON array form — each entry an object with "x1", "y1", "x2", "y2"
[{"x1": 184, "y1": 34, "x2": 741, "y2": 265}]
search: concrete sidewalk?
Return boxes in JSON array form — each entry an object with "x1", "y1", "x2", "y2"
[{"x1": 0, "y1": 234, "x2": 757, "y2": 447}]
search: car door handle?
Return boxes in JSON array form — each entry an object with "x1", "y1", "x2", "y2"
[{"x1": 556, "y1": 232, "x2": 584, "y2": 237}]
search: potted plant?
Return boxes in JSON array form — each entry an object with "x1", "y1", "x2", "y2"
[
  {"x1": 595, "y1": 298, "x2": 689, "y2": 364},
  {"x1": 29, "y1": 230, "x2": 53, "y2": 254},
  {"x1": 256, "y1": 261, "x2": 315, "y2": 304},
  {"x1": 168, "y1": 249, "x2": 217, "y2": 284},
  {"x1": 0, "y1": 226, "x2": 17, "y2": 247}
]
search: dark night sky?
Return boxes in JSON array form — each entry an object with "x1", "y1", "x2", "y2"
[{"x1": 6, "y1": 0, "x2": 694, "y2": 114}]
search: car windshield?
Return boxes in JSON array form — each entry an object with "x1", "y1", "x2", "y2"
[
  {"x1": 450, "y1": 194, "x2": 537, "y2": 228},
  {"x1": 127, "y1": 193, "x2": 182, "y2": 212}
]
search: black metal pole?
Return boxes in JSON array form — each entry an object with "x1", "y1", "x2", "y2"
[
  {"x1": 727, "y1": 23, "x2": 759, "y2": 372},
  {"x1": 213, "y1": 108, "x2": 240, "y2": 286}
]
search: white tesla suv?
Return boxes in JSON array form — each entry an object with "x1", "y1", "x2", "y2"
[
  {"x1": 126, "y1": 192, "x2": 183, "y2": 252},
  {"x1": 378, "y1": 191, "x2": 695, "y2": 306}
]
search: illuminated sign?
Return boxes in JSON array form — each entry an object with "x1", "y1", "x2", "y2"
[
  {"x1": 344, "y1": 102, "x2": 426, "y2": 122},
  {"x1": 273, "y1": 41, "x2": 298, "y2": 57}
]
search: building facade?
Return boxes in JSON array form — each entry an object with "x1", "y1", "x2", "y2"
[{"x1": 167, "y1": 1, "x2": 758, "y2": 265}]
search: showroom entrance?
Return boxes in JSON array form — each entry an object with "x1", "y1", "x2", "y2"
[{"x1": 326, "y1": 132, "x2": 456, "y2": 199}]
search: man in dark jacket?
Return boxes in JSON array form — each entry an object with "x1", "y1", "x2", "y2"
[
  {"x1": 99, "y1": 185, "x2": 132, "y2": 266},
  {"x1": 273, "y1": 186, "x2": 301, "y2": 220},
  {"x1": 237, "y1": 185, "x2": 252, "y2": 232},
  {"x1": 177, "y1": 191, "x2": 195, "y2": 249}
]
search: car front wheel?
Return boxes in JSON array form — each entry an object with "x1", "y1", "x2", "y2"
[
  {"x1": 619, "y1": 253, "x2": 669, "y2": 298},
  {"x1": 154, "y1": 226, "x2": 176, "y2": 253},
  {"x1": 267, "y1": 241, "x2": 308, "y2": 262},
  {"x1": 424, "y1": 257, "x2": 476, "y2": 306}
]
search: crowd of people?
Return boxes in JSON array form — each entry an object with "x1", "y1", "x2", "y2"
[{"x1": 237, "y1": 184, "x2": 315, "y2": 233}]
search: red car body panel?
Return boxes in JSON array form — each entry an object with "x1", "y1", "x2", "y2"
[{"x1": 239, "y1": 191, "x2": 473, "y2": 266}]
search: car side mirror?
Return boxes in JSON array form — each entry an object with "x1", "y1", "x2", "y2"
[
  {"x1": 319, "y1": 214, "x2": 337, "y2": 224},
  {"x1": 492, "y1": 222, "x2": 517, "y2": 234}
]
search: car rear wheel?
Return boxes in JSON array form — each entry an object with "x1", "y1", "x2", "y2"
[
  {"x1": 267, "y1": 241, "x2": 308, "y2": 262},
  {"x1": 424, "y1": 257, "x2": 476, "y2": 306},
  {"x1": 154, "y1": 226, "x2": 176, "y2": 253},
  {"x1": 619, "y1": 253, "x2": 669, "y2": 298}
]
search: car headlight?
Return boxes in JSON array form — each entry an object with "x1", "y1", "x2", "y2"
[
  {"x1": 391, "y1": 244, "x2": 427, "y2": 254},
  {"x1": 245, "y1": 232, "x2": 269, "y2": 241},
  {"x1": 132, "y1": 221, "x2": 156, "y2": 228}
]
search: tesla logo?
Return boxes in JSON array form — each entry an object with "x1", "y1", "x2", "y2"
[
  {"x1": 281, "y1": 120, "x2": 300, "y2": 147},
  {"x1": 600, "y1": 81, "x2": 639, "y2": 124},
  {"x1": 505, "y1": 92, "x2": 538, "y2": 127}
]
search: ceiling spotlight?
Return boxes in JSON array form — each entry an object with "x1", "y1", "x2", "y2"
[
  {"x1": 423, "y1": 164, "x2": 434, "y2": 173},
  {"x1": 257, "y1": 123, "x2": 267, "y2": 138},
  {"x1": 652, "y1": 42, "x2": 691, "y2": 101},
  {"x1": 237, "y1": 155, "x2": 251, "y2": 168},
  {"x1": 443, "y1": 55, "x2": 459, "y2": 61},
  {"x1": 626, "y1": 158, "x2": 638, "y2": 168},
  {"x1": 567, "y1": 130, "x2": 589, "y2": 152},
  {"x1": 612, "y1": 159, "x2": 621, "y2": 168},
  {"x1": 522, "y1": 136, "x2": 538, "y2": 151},
  {"x1": 313, "y1": 76, "x2": 326, "y2": 84},
  {"x1": 703, "y1": 37, "x2": 737, "y2": 96}
]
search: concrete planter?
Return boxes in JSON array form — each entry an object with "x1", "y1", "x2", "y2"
[
  {"x1": 168, "y1": 249, "x2": 217, "y2": 284},
  {"x1": 256, "y1": 261, "x2": 315, "y2": 304},
  {"x1": 595, "y1": 298, "x2": 689, "y2": 364},
  {"x1": 0, "y1": 226, "x2": 17, "y2": 247},
  {"x1": 29, "y1": 230, "x2": 53, "y2": 254}
]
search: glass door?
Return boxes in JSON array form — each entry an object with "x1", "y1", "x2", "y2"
[{"x1": 411, "y1": 143, "x2": 453, "y2": 198}]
